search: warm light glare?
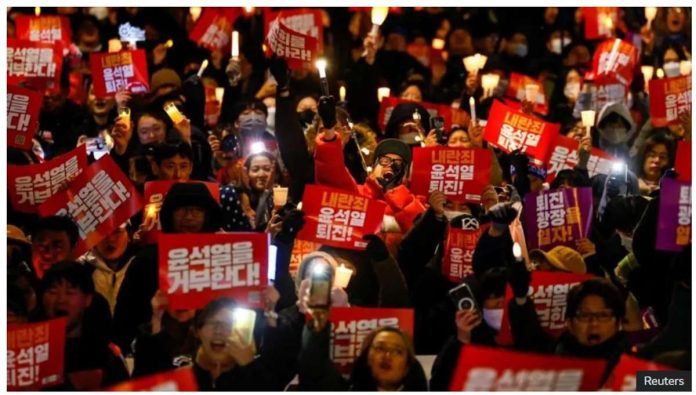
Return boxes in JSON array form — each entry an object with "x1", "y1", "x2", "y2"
[
  {"x1": 581, "y1": 111, "x2": 596, "y2": 128},
  {"x1": 315, "y1": 58, "x2": 327, "y2": 79},
  {"x1": 371, "y1": 7, "x2": 389, "y2": 25},
  {"x1": 190, "y1": 7, "x2": 202, "y2": 22},
  {"x1": 250, "y1": 141, "x2": 266, "y2": 155},
  {"x1": 34, "y1": 7, "x2": 40, "y2": 16},
  {"x1": 432, "y1": 38, "x2": 445, "y2": 50}
]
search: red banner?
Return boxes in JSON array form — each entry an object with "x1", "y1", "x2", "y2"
[
  {"x1": 8, "y1": 146, "x2": 88, "y2": 214},
  {"x1": 15, "y1": 15, "x2": 72, "y2": 46},
  {"x1": 649, "y1": 75, "x2": 692, "y2": 127},
  {"x1": 106, "y1": 367, "x2": 198, "y2": 391},
  {"x1": 483, "y1": 100, "x2": 559, "y2": 163},
  {"x1": 505, "y1": 73, "x2": 549, "y2": 115},
  {"x1": 675, "y1": 140, "x2": 691, "y2": 182},
  {"x1": 498, "y1": 271, "x2": 594, "y2": 345},
  {"x1": 592, "y1": 38, "x2": 639, "y2": 87},
  {"x1": 582, "y1": 7, "x2": 619, "y2": 41},
  {"x1": 449, "y1": 345, "x2": 606, "y2": 391},
  {"x1": 159, "y1": 232, "x2": 269, "y2": 310},
  {"x1": 410, "y1": 147, "x2": 492, "y2": 203},
  {"x1": 289, "y1": 239, "x2": 321, "y2": 278},
  {"x1": 264, "y1": 8, "x2": 324, "y2": 51},
  {"x1": 8, "y1": 38, "x2": 63, "y2": 92},
  {"x1": 37, "y1": 155, "x2": 144, "y2": 264},
  {"x1": 90, "y1": 50, "x2": 149, "y2": 98},
  {"x1": 297, "y1": 184, "x2": 387, "y2": 250},
  {"x1": 328, "y1": 307, "x2": 414, "y2": 377},
  {"x1": 7, "y1": 318, "x2": 67, "y2": 391},
  {"x1": 7, "y1": 84, "x2": 42, "y2": 150},
  {"x1": 189, "y1": 8, "x2": 241, "y2": 52},
  {"x1": 442, "y1": 227, "x2": 485, "y2": 282},
  {"x1": 604, "y1": 354, "x2": 671, "y2": 391},
  {"x1": 546, "y1": 134, "x2": 616, "y2": 183},
  {"x1": 378, "y1": 96, "x2": 453, "y2": 132},
  {"x1": 265, "y1": 14, "x2": 318, "y2": 70},
  {"x1": 141, "y1": 181, "x2": 221, "y2": 244}
]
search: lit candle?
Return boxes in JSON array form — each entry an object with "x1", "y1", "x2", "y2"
[
  {"x1": 333, "y1": 264, "x2": 353, "y2": 289},
  {"x1": 481, "y1": 73, "x2": 500, "y2": 98},
  {"x1": 232, "y1": 308, "x2": 256, "y2": 346},
  {"x1": 645, "y1": 7, "x2": 657, "y2": 25},
  {"x1": 463, "y1": 53, "x2": 487, "y2": 73},
  {"x1": 656, "y1": 68, "x2": 664, "y2": 79},
  {"x1": 190, "y1": 7, "x2": 202, "y2": 22},
  {"x1": 165, "y1": 39, "x2": 174, "y2": 48},
  {"x1": 231, "y1": 31, "x2": 239, "y2": 59},
  {"x1": 339, "y1": 85, "x2": 346, "y2": 102},
  {"x1": 108, "y1": 39, "x2": 123, "y2": 53},
  {"x1": 680, "y1": 60, "x2": 692, "y2": 76},
  {"x1": 641, "y1": 65, "x2": 654, "y2": 81},
  {"x1": 469, "y1": 97, "x2": 476, "y2": 122},
  {"x1": 370, "y1": 7, "x2": 389, "y2": 37},
  {"x1": 163, "y1": 102, "x2": 185, "y2": 124},
  {"x1": 432, "y1": 38, "x2": 445, "y2": 50},
  {"x1": 377, "y1": 87, "x2": 390, "y2": 102},
  {"x1": 524, "y1": 84, "x2": 540, "y2": 103},
  {"x1": 244, "y1": 6, "x2": 254, "y2": 14},
  {"x1": 215, "y1": 87, "x2": 224, "y2": 104},
  {"x1": 513, "y1": 242, "x2": 523, "y2": 262},
  {"x1": 272, "y1": 187, "x2": 288, "y2": 208},
  {"x1": 581, "y1": 110, "x2": 596, "y2": 138},
  {"x1": 197, "y1": 59, "x2": 209, "y2": 78},
  {"x1": 34, "y1": 7, "x2": 40, "y2": 16},
  {"x1": 315, "y1": 58, "x2": 329, "y2": 96}
]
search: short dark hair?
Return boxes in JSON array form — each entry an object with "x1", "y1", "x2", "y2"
[
  {"x1": 153, "y1": 140, "x2": 194, "y2": 164},
  {"x1": 195, "y1": 297, "x2": 237, "y2": 330},
  {"x1": 40, "y1": 261, "x2": 95, "y2": 296},
  {"x1": 34, "y1": 216, "x2": 80, "y2": 248},
  {"x1": 566, "y1": 278, "x2": 625, "y2": 320}
]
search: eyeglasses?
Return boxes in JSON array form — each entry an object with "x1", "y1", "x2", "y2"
[
  {"x1": 370, "y1": 344, "x2": 406, "y2": 357},
  {"x1": 573, "y1": 310, "x2": 616, "y2": 323},
  {"x1": 376, "y1": 156, "x2": 404, "y2": 167}
]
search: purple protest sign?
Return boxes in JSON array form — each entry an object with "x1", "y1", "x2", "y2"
[
  {"x1": 524, "y1": 187, "x2": 593, "y2": 250},
  {"x1": 656, "y1": 178, "x2": 691, "y2": 251}
]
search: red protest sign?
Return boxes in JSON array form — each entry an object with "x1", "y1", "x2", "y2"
[
  {"x1": 106, "y1": 367, "x2": 198, "y2": 391},
  {"x1": 592, "y1": 38, "x2": 639, "y2": 87},
  {"x1": 8, "y1": 38, "x2": 63, "y2": 92},
  {"x1": 159, "y1": 232, "x2": 269, "y2": 310},
  {"x1": 546, "y1": 134, "x2": 616, "y2": 183},
  {"x1": 675, "y1": 140, "x2": 691, "y2": 182},
  {"x1": 582, "y1": 7, "x2": 618, "y2": 40},
  {"x1": 649, "y1": 75, "x2": 692, "y2": 127},
  {"x1": 90, "y1": 50, "x2": 149, "y2": 98},
  {"x1": 297, "y1": 184, "x2": 387, "y2": 250},
  {"x1": 377, "y1": 96, "x2": 453, "y2": 132},
  {"x1": 189, "y1": 8, "x2": 241, "y2": 52},
  {"x1": 141, "y1": 181, "x2": 221, "y2": 245},
  {"x1": 483, "y1": 100, "x2": 560, "y2": 163},
  {"x1": 497, "y1": 271, "x2": 594, "y2": 345},
  {"x1": 442, "y1": 227, "x2": 485, "y2": 282},
  {"x1": 15, "y1": 15, "x2": 72, "y2": 46},
  {"x1": 605, "y1": 354, "x2": 671, "y2": 391},
  {"x1": 410, "y1": 147, "x2": 492, "y2": 203},
  {"x1": 505, "y1": 73, "x2": 549, "y2": 115},
  {"x1": 8, "y1": 146, "x2": 88, "y2": 214},
  {"x1": 449, "y1": 345, "x2": 606, "y2": 391},
  {"x1": 7, "y1": 318, "x2": 67, "y2": 391},
  {"x1": 289, "y1": 239, "x2": 322, "y2": 278},
  {"x1": 7, "y1": 84, "x2": 42, "y2": 150},
  {"x1": 37, "y1": 155, "x2": 144, "y2": 263},
  {"x1": 264, "y1": 8, "x2": 324, "y2": 51},
  {"x1": 328, "y1": 307, "x2": 414, "y2": 377},
  {"x1": 266, "y1": 15, "x2": 318, "y2": 70}
]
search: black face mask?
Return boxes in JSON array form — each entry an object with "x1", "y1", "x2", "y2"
[{"x1": 298, "y1": 110, "x2": 316, "y2": 128}]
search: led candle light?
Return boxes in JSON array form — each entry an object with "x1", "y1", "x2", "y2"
[
  {"x1": 108, "y1": 39, "x2": 123, "y2": 53},
  {"x1": 273, "y1": 187, "x2": 288, "y2": 208},
  {"x1": 231, "y1": 31, "x2": 240, "y2": 59},
  {"x1": 370, "y1": 7, "x2": 389, "y2": 37},
  {"x1": 377, "y1": 87, "x2": 390, "y2": 102},
  {"x1": 680, "y1": 60, "x2": 692, "y2": 75},
  {"x1": 35, "y1": 7, "x2": 40, "y2": 16},
  {"x1": 656, "y1": 68, "x2": 664, "y2": 79},
  {"x1": 215, "y1": 87, "x2": 224, "y2": 104},
  {"x1": 315, "y1": 58, "x2": 329, "y2": 96},
  {"x1": 641, "y1": 65, "x2": 654, "y2": 82},
  {"x1": 190, "y1": 7, "x2": 202, "y2": 22},
  {"x1": 581, "y1": 110, "x2": 596, "y2": 138},
  {"x1": 244, "y1": 6, "x2": 254, "y2": 14},
  {"x1": 645, "y1": 7, "x2": 658, "y2": 25},
  {"x1": 232, "y1": 308, "x2": 256, "y2": 346},
  {"x1": 513, "y1": 242, "x2": 523, "y2": 262},
  {"x1": 339, "y1": 85, "x2": 346, "y2": 102},
  {"x1": 163, "y1": 103, "x2": 185, "y2": 124},
  {"x1": 197, "y1": 59, "x2": 209, "y2": 78},
  {"x1": 334, "y1": 264, "x2": 353, "y2": 289},
  {"x1": 481, "y1": 73, "x2": 500, "y2": 98},
  {"x1": 165, "y1": 39, "x2": 174, "y2": 48},
  {"x1": 432, "y1": 38, "x2": 445, "y2": 50},
  {"x1": 525, "y1": 84, "x2": 540, "y2": 103},
  {"x1": 463, "y1": 53, "x2": 487, "y2": 73},
  {"x1": 469, "y1": 97, "x2": 476, "y2": 123}
]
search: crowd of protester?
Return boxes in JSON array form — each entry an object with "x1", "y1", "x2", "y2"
[{"x1": 6, "y1": 6, "x2": 692, "y2": 391}]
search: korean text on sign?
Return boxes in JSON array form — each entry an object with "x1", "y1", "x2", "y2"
[
  {"x1": 442, "y1": 227, "x2": 484, "y2": 282},
  {"x1": 15, "y1": 15, "x2": 71, "y2": 44},
  {"x1": 90, "y1": 49, "x2": 149, "y2": 97},
  {"x1": 592, "y1": 38, "x2": 638, "y2": 86},
  {"x1": 7, "y1": 39, "x2": 62, "y2": 89},
  {"x1": 524, "y1": 187, "x2": 593, "y2": 250},
  {"x1": 160, "y1": 233, "x2": 269, "y2": 310},
  {"x1": 656, "y1": 178, "x2": 691, "y2": 251},
  {"x1": 546, "y1": 135, "x2": 614, "y2": 183},
  {"x1": 449, "y1": 345, "x2": 607, "y2": 391},
  {"x1": 7, "y1": 84, "x2": 42, "y2": 150},
  {"x1": 649, "y1": 75, "x2": 692, "y2": 126},
  {"x1": 189, "y1": 8, "x2": 240, "y2": 52},
  {"x1": 7, "y1": 318, "x2": 67, "y2": 391}
]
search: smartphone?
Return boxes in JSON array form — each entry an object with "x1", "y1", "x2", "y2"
[
  {"x1": 308, "y1": 262, "x2": 333, "y2": 309},
  {"x1": 231, "y1": 308, "x2": 256, "y2": 346},
  {"x1": 430, "y1": 116, "x2": 446, "y2": 144},
  {"x1": 610, "y1": 161, "x2": 628, "y2": 195},
  {"x1": 448, "y1": 282, "x2": 478, "y2": 311}
]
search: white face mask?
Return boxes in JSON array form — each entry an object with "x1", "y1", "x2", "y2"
[
  {"x1": 564, "y1": 82, "x2": 581, "y2": 100},
  {"x1": 266, "y1": 107, "x2": 276, "y2": 134},
  {"x1": 399, "y1": 132, "x2": 420, "y2": 145},
  {"x1": 663, "y1": 61, "x2": 681, "y2": 78},
  {"x1": 482, "y1": 308, "x2": 504, "y2": 331}
]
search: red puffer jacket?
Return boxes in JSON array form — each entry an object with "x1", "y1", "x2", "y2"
[{"x1": 314, "y1": 133, "x2": 426, "y2": 252}]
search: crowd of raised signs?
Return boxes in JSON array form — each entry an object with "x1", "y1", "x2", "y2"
[{"x1": 5, "y1": 6, "x2": 692, "y2": 392}]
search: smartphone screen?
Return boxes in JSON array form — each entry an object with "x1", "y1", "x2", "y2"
[{"x1": 308, "y1": 278, "x2": 331, "y2": 308}]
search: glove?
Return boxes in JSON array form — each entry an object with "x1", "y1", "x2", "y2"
[
  {"x1": 268, "y1": 55, "x2": 289, "y2": 91},
  {"x1": 318, "y1": 95, "x2": 337, "y2": 129},
  {"x1": 507, "y1": 259, "x2": 531, "y2": 298},
  {"x1": 363, "y1": 234, "x2": 390, "y2": 262},
  {"x1": 486, "y1": 203, "x2": 518, "y2": 226}
]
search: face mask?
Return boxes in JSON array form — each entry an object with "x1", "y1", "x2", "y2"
[
  {"x1": 564, "y1": 82, "x2": 581, "y2": 100},
  {"x1": 602, "y1": 127, "x2": 627, "y2": 145},
  {"x1": 511, "y1": 43, "x2": 528, "y2": 58},
  {"x1": 444, "y1": 210, "x2": 467, "y2": 223},
  {"x1": 663, "y1": 61, "x2": 681, "y2": 77},
  {"x1": 266, "y1": 107, "x2": 276, "y2": 134},
  {"x1": 399, "y1": 132, "x2": 420, "y2": 145},
  {"x1": 483, "y1": 308, "x2": 504, "y2": 331},
  {"x1": 550, "y1": 38, "x2": 564, "y2": 55},
  {"x1": 239, "y1": 113, "x2": 266, "y2": 135},
  {"x1": 298, "y1": 110, "x2": 316, "y2": 128}
]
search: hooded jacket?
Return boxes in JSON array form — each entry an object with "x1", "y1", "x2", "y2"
[
  {"x1": 596, "y1": 101, "x2": 637, "y2": 159},
  {"x1": 79, "y1": 247, "x2": 137, "y2": 316}
]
